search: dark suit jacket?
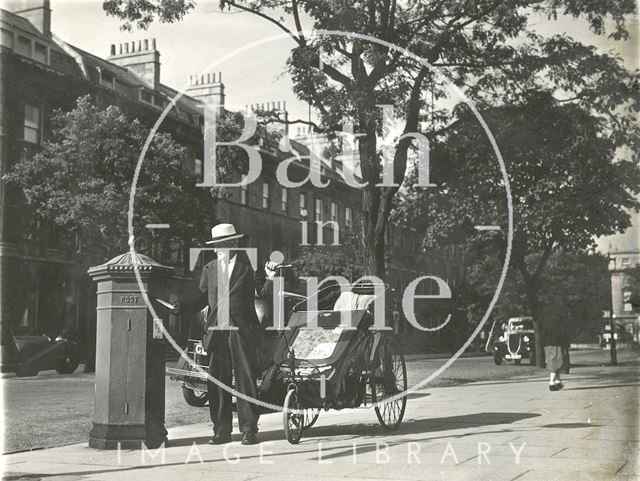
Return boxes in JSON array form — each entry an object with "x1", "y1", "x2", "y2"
[{"x1": 199, "y1": 251, "x2": 260, "y2": 351}]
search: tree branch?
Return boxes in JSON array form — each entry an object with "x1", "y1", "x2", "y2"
[
  {"x1": 223, "y1": 0, "x2": 303, "y2": 46},
  {"x1": 291, "y1": 0, "x2": 305, "y2": 43},
  {"x1": 533, "y1": 237, "x2": 556, "y2": 280}
]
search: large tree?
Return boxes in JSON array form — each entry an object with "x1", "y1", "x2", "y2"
[
  {"x1": 3, "y1": 96, "x2": 217, "y2": 267},
  {"x1": 397, "y1": 95, "x2": 640, "y2": 364},
  {"x1": 103, "y1": 0, "x2": 637, "y2": 278}
]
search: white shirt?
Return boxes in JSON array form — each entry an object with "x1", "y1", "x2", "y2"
[{"x1": 217, "y1": 251, "x2": 237, "y2": 282}]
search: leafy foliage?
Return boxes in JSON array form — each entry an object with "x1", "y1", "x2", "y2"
[
  {"x1": 293, "y1": 234, "x2": 364, "y2": 280},
  {"x1": 4, "y1": 96, "x2": 217, "y2": 265},
  {"x1": 103, "y1": 0, "x2": 638, "y2": 280},
  {"x1": 397, "y1": 96, "x2": 639, "y2": 361}
]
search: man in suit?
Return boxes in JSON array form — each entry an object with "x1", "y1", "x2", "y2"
[{"x1": 200, "y1": 223, "x2": 260, "y2": 445}]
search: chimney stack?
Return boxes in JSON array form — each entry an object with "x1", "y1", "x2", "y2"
[
  {"x1": 4, "y1": 0, "x2": 51, "y2": 36},
  {"x1": 247, "y1": 100, "x2": 288, "y2": 135},
  {"x1": 186, "y1": 72, "x2": 225, "y2": 109},
  {"x1": 108, "y1": 38, "x2": 161, "y2": 89}
]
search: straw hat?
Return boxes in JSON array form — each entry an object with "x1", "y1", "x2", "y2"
[{"x1": 205, "y1": 223, "x2": 245, "y2": 244}]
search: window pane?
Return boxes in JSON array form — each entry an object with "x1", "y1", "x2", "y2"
[
  {"x1": 101, "y1": 71, "x2": 114, "y2": 88},
  {"x1": 315, "y1": 198, "x2": 322, "y2": 221},
  {"x1": 34, "y1": 42, "x2": 47, "y2": 63},
  {"x1": 281, "y1": 188, "x2": 287, "y2": 212},
  {"x1": 262, "y1": 182, "x2": 269, "y2": 209},
  {"x1": 331, "y1": 202, "x2": 337, "y2": 221},
  {"x1": 299, "y1": 193, "x2": 307, "y2": 218},
  {"x1": 240, "y1": 174, "x2": 248, "y2": 204},
  {"x1": 1, "y1": 28, "x2": 13, "y2": 48},
  {"x1": 25, "y1": 104, "x2": 39, "y2": 124},
  {"x1": 24, "y1": 105, "x2": 40, "y2": 144},
  {"x1": 16, "y1": 35, "x2": 30, "y2": 56}
]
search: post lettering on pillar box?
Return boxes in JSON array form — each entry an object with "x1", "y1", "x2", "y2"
[
  {"x1": 198, "y1": 104, "x2": 262, "y2": 187},
  {"x1": 300, "y1": 221, "x2": 340, "y2": 246},
  {"x1": 403, "y1": 276, "x2": 452, "y2": 331},
  {"x1": 373, "y1": 104, "x2": 434, "y2": 188},
  {"x1": 210, "y1": 248, "x2": 257, "y2": 331},
  {"x1": 276, "y1": 141, "x2": 329, "y2": 189}
]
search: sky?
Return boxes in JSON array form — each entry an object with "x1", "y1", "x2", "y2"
[{"x1": 49, "y1": 1, "x2": 638, "y2": 126}]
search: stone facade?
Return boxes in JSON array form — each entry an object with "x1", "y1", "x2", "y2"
[{"x1": 0, "y1": 2, "x2": 465, "y2": 354}]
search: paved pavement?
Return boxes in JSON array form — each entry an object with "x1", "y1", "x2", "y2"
[
  {"x1": 3, "y1": 351, "x2": 546, "y2": 453},
  {"x1": 2, "y1": 352, "x2": 638, "y2": 481}
]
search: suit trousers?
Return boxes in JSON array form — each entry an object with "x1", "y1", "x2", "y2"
[{"x1": 207, "y1": 330, "x2": 260, "y2": 435}]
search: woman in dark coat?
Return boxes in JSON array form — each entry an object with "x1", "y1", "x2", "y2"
[{"x1": 542, "y1": 320, "x2": 570, "y2": 391}]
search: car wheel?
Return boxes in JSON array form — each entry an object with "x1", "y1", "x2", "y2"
[
  {"x1": 55, "y1": 357, "x2": 79, "y2": 374},
  {"x1": 493, "y1": 353, "x2": 502, "y2": 365},
  {"x1": 182, "y1": 385, "x2": 208, "y2": 407}
]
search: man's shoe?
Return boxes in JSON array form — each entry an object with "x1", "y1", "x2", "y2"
[
  {"x1": 555, "y1": 382, "x2": 564, "y2": 390},
  {"x1": 208, "y1": 434, "x2": 232, "y2": 445},
  {"x1": 241, "y1": 432, "x2": 258, "y2": 445},
  {"x1": 549, "y1": 384, "x2": 558, "y2": 391}
]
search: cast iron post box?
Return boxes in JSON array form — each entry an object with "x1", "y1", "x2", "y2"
[{"x1": 87, "y1": 252, "x2": 174, "y2": 449}]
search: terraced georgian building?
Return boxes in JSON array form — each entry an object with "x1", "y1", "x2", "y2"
[{"x1": 0, "y1": 0, "x2": 465, "y2": 354}]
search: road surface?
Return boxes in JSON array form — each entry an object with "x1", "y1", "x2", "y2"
[{"x1": 2, "y1": 349, "x2": 633, "y2": 453}]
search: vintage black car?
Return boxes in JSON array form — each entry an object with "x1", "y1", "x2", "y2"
[
  {"x1": 0, "y1": 329, "x2": 82, "y2": 377},
  {"x1": 488, "y1": 317, "x2": 536, "y2": 365}
]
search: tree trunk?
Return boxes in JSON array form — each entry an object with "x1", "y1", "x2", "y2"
[
  {"x1": 524, "y1": 279, "x2": 545, "y2": 368},
  {"x1": 362, "y1": 219, "x2": 386, "y2": 277},
  {"x1": 357, "y1": 116, "x2": 388, "y2": 278}
]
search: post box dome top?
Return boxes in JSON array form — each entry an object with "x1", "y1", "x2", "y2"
[{"x1": 88, "y1": 252, "x2": 174, "y2": 276}]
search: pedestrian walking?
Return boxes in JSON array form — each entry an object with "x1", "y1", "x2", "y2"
[{"x1": 542, "y1": 319, "x2": 570, "y2": 391}]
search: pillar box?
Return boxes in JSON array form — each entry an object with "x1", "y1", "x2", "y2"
[{"x1": 87, "y1": 252, "x2": 174, "y2": 449}]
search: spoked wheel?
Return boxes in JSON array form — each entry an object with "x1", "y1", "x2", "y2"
[
  {"x1": 303, "y1": 408, "x2": 320, "y2": 431},
  {"x1": 283, "y1": 388, "x2": 304, "y2": 444},
  {"x1": 371, "y1": 338, "x2": 407, "y2": 430}
]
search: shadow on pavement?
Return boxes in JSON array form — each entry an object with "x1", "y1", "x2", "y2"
[
  {"x1": 2, "y1": 411, "x2": 542, "y2": 479},
  {"x1": 566, "y1": 383, "x2": 640, "y2": 391},
  {"x1": 541, "y1": 423, "x2": 596, "y2": 428}
]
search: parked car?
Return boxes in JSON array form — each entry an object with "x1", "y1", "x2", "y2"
[
  {"x1": 0, "y1": 329, "x2": 82, "y2": 377},
  {"x1": 488, "y1": 317, "x2": 536, "y2": 365}
]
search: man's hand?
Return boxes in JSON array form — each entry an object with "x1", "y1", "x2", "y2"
[{"x1": 264, "y1": 260, "x2": 281, "y2": 280}]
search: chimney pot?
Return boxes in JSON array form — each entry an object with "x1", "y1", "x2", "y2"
[
  {"x1": 218, "y1": 72, "x2": 222, "y2": 82},
  {"x1": 144, "y1": 39, "x2": 149, "y2": 50},
  {"x1": 110, "y1": 44, "x2": 116, "y2": 56},
  {"x1": 137, "y1": 40, "x2": 142, "y2": 52},
  {"x1": 152, "y1": 38, "x2": 157, "y2": 49}
]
